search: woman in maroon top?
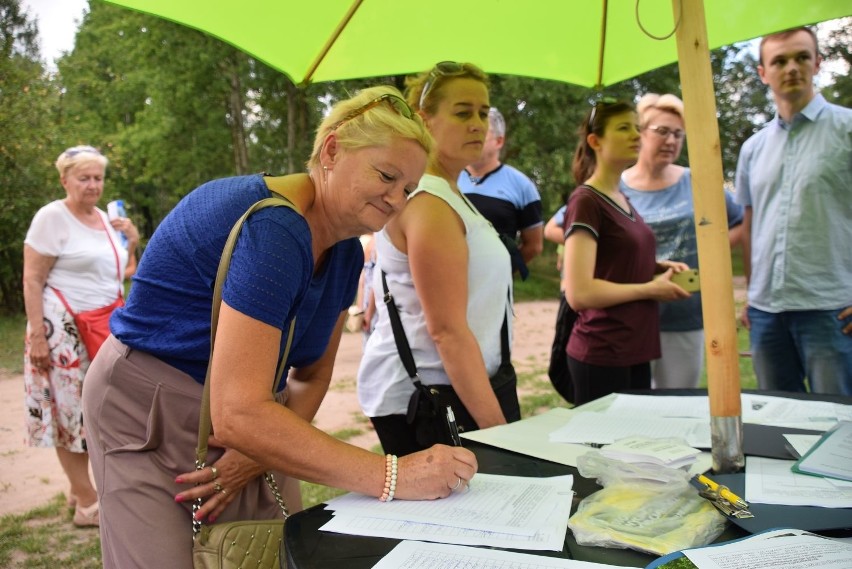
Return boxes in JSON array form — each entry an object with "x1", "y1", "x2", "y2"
[{"x1": 562, "y1": 100, "x2": 690, "y2": 404}]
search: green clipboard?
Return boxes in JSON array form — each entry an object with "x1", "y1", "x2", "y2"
[{"x1": 791, "y1": 421, "x2": 852, "y2": 482}]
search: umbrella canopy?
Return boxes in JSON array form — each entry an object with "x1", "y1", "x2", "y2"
[{"x1": 103, "y1": 0, "x2": 850, "y2": 87}]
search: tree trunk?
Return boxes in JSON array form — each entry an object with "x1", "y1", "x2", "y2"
[{"x1": 224, "y1": 55, "x2": 249, "y2": 174}]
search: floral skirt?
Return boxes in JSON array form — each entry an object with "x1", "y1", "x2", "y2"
[{"x1": 24, "y1": 294, "x2": 90, "y2": 452}]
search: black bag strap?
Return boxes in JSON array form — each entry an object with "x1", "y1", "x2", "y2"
[
  {"x1": 381, "y1": 270, "x2": 421, "y2": 385},
  {"x1": 381, "y1": 270, "x2": 510, "y2": 385}
]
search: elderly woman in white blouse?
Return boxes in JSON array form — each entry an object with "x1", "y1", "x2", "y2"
[{"x1": 22, "y1": 145, "x2": 138, "y2": 527}]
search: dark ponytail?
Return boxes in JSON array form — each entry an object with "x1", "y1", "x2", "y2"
[{"x1": 571, "y1": 100, "x2": 635, "y2": 186}]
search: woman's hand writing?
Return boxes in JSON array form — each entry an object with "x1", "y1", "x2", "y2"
[{"x1": 394, "y1": 445, "x2": 478, "y2": 500}]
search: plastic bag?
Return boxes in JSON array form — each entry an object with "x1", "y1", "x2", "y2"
[{"x1": 567, "y1": 451, "x2": 726, "y2": 556}]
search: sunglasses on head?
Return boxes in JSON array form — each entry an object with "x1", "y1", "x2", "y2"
[
  {"x1": 418, "y1": 61, "x2": 470, "y2": 110},
  {"x1": 645, "y1": 125, "x2": 686, "y2": 140},
  {"x1": 331, "y1": 93, "x2": 414, "y2": 131},
  {"x1": 587, "y1": 97, "x2": 618, "y2": 133},
  {"x1": 64, "y1": 146, "x2": 102, "y2": 158}
]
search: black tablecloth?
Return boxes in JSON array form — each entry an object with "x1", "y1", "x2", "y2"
[{"x1": 282, "y1": 389, "x2": 852, "y2": 568}]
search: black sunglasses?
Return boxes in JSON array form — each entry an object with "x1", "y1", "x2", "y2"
[
  {"x1": 331, "y1": 93, "x2": 414, "y2": 131},
  {"x1": 587, "y1": 97, "x2": 618, "y2": 133},
  {"x1": 418, "y1": 61, "x2": 470, "y2": 110}
]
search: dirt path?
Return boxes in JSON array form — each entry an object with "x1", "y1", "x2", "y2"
[{"x1": 0, "y1": 300, "x2": 560, "y2": 517}]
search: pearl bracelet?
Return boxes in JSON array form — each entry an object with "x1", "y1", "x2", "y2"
[{"x1": 379, "y1": 454, "x2": 398, "y2": 502}]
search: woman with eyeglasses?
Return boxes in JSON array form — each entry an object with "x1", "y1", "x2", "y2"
[
  {"x1": 23, "y1": 145, "x2": 139, "y2": 528},
  {"x1": 80, "y1": 86, "x2": 477, "y2": 568},
  {"x1": 620, "y1": 93, "x2": 744, "y2": 389},
  {"x1": 562, "y1": 100, "x2": 691, "y2": 405},
  {"x1": 357, "y1": 62, "x2": 520, "y2": 457}
]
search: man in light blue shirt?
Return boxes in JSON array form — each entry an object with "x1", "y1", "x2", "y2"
[{"x1": 735, "y1": 27, "x2": 852, "y2": 395}]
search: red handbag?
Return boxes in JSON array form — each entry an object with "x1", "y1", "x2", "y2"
[
  {"x1": 50, "y1": 290, "x2": 124, "y2": 360},
  {"x1": 50, "y1": 212, "x2": 125, "y2": 360}
]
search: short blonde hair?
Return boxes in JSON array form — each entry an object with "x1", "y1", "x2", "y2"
[
  {"x1": 636, "y1": 93, "x2": 684, "y2": 127},
  {"x1": 55, "y1": 145, "x2": 108, "y2": 176},
  {"x1": 307, "y1": 85, "x2": 433, "y2": 169}
]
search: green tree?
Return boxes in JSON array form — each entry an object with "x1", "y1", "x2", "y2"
[
  {"x1": 0, "y1": 0, "x2": 61, "y2": 312},
  {"x1": 819, "y1": 17, "x2": 852, "y2": 108}
]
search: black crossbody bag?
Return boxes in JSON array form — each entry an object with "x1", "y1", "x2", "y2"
[{"x1": 381, "y1": 271, "x2": 520, "y2": 448}]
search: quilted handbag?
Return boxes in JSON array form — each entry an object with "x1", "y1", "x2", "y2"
[{"x1": 192, "y1": 195, "x2": 297, "y2": 569}]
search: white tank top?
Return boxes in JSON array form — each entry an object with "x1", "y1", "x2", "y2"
[{"x1": 357, "y1": 175, "x2": 513, "y2": 417}]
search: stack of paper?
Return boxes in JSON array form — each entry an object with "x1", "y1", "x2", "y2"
[
  {"x1": 320, "y1": 473, "x2": 575, "y2": 551},
  {"x1": 792, "y1": 421, "x2": 852, "y2": 482},
  {"x1": 599, "y1": 436, "x2": 701, "y2": 470},
  {"x1": 548, "y1": 411, "x2": 711, "y2": 448}
]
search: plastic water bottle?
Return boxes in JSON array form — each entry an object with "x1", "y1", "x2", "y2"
[{"x1": 107, "y1": 199, "x2": 129, "y2": 248}]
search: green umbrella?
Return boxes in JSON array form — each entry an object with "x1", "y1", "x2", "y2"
[
  {"x1": 102, "y1": 0, "x2": 850, "y2": 473},
  {"x1": 101, "y1": 0, "x2": 850, "y2": 87}
]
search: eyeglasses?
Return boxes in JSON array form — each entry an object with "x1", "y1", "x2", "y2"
[
  {"x1": 645, "y1": 125, "x2": 685, "y2": 140},
  {"x1": 587, "y1": 97, "x2": 618, "y2": 133},
  {"x1": 64, "y1": 145, "x2": 102, "y2": 158},
  {"x1": 418, "y1": 61, "x2": 469, "y2": 110},
  {"x1": 330, "y1": 93, "x2": 414, "y2": 131}
]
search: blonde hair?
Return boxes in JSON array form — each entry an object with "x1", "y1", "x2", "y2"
[
  {"x1": 404, "y1": 62, "x2": 488, "y2": 115},
  {"x1": 307, "y1": 85, "x2": 433, "y2": 169},
  {"x1": 55, "y1": 145, "x2": 108, "y2": 176},
  {"x1": 636, "y1": 93, "x2": 684, "y2": 127}
]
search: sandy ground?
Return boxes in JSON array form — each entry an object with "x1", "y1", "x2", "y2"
[{"x1": 0, "y1": 300, "x2": 560, "y2": 517}]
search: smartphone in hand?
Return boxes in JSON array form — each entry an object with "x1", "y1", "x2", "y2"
[{"x1": 671, "y1": 268, "x2": 700, "y2": 292}]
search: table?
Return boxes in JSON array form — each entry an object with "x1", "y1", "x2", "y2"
[{"x1": 282, "y1": 390, "x2": 852, "y2": 568}]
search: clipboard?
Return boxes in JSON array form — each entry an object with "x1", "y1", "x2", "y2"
[{"x1": 791, "y1": 421, "x2": 852, "y2": 482}]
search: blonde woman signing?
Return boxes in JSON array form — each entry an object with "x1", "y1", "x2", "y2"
[
  {"x1": 358, "y1": 62, "x2": 521, "y2": 457},
  {"x1": 81, "y1": 87, "x2": 476, "y2": 568}
]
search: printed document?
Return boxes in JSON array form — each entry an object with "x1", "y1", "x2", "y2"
[
  {"x1": 683, "y1": 528, "x2": 852, "y2": 569},
  {"x1": 320, "y1": 500, "x2": 570, "y2": 551},
  {"x1": 745, "y1": 456, "x2": 852, "y2": 508},
  {"x1": 605, "y1": 393, "x2": 850, "y2": 431},
  {"x1": 371, "y1": 540, "x2": 623, "y2": 569},
  {"x1": 325, "y1": 473, "x2": 574, "y2": 536},
  {"x1": 460, "y1": 407, "x2": 712, "y2": 474},
  {"x1": 793, "y1": 421, "x2": 852, "y2": 482},
  {"x1": 548, "y1": 411, "x2": 711, "y2": 448}
]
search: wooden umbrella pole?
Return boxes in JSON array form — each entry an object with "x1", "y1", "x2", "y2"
[{"x1": 671, "y1": 0, "x2": 743, "y2": 473}]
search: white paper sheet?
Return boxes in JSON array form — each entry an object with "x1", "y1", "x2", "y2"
[
  {"x1": 371, "y1": 540, "x2": 624, "y2": 569},
  {"x1": 783, "y1": 434, "x2": 821, "y2": 457},
  {"x1": 603, "y1": 393, "x2": 850, "y2": 432},
  {"x1": 683, "y1": 528, "x2": 852, "y2": 569},
  {"x1": 460, "y1": 407, "x2": 713, "y2": 475},
  {"x1": 548, "y1": 411, "x2": 711, "y2": 448},
  {"x1": 744, "y1": 456, "x2": 852, "y2": 508},
  {"x1": 325, "y1": 473, "x2": 573, "y2": 536},
  {"x1": 320, "y1": 498, "x2": 570, "y2": 551}
]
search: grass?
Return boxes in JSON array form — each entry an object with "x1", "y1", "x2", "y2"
[
  {"x1": 0, "y1": 495, "x2": 101, "y2": 569},
  {"x1": 0, "y1": 245, "x2": 754, "y2": 565},
  {"x1": 0, "y1": 313, "x2": 26, "y2": 373}
]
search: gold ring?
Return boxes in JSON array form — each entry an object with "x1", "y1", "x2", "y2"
[
  {"x1": 210, "y1": 466, "x2": 219, "y2": 481},
  {"x1": 220, "y1": 488, "x2": 229, "y2": 496},
  {"x1": 213, "y1": 482, "x2": 223, "y2": 493}
]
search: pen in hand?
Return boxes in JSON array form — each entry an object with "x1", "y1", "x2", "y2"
[{"x1": 446, "y1": 406, "x2": 462, "y2": 447}]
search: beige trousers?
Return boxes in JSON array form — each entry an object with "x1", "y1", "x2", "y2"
[{"x1": 83, "y1": 335, "x2": 298, "y2": 569}]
